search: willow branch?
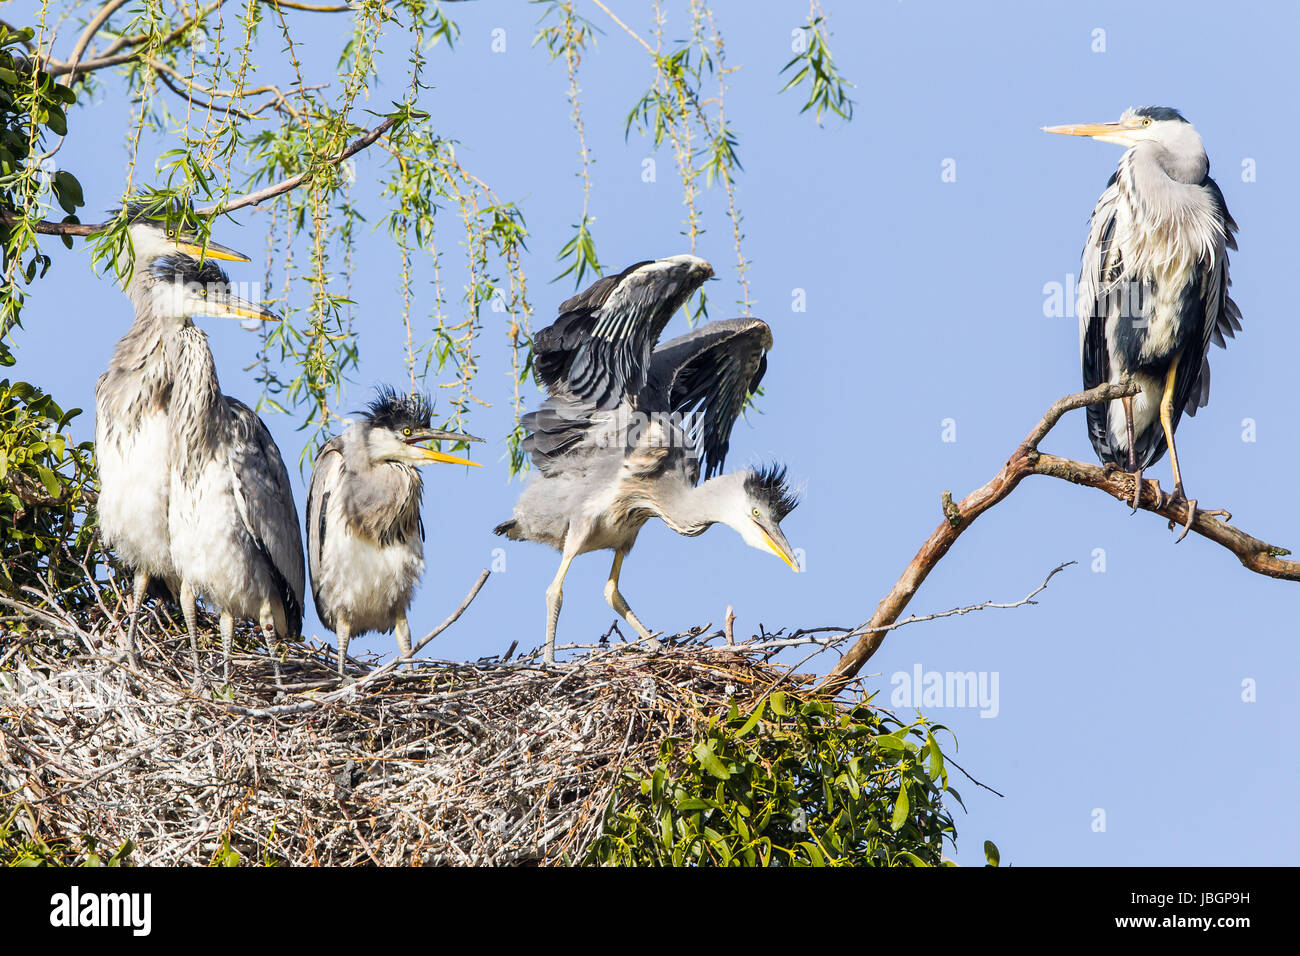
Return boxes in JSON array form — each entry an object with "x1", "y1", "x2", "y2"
[
  {"x1": 4, "y1": 113, "x2": 406, "y2": 237},
  {"x1": 589, "y1": 0, "x2": 656, "y2": 56},
  {"x1": 816, "y1": 379, "x2": 1300, "y2": 698},
  {"x1": 43, "y1": 1, "x2": 225, "y2": 81},
  {"x1": 195, "y1": 113, "x2": 404, "y2": 216},
  {"x1": 59, "y1": 0, "x2": 133, "y2": 80}
]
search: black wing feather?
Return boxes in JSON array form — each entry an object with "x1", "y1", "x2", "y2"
[
  {"x1": 531, "y1": 257, "x2": 711, "y2": 409},
  {"x1": 646, "y1": 317, "x2": 773, "y2": 481}
]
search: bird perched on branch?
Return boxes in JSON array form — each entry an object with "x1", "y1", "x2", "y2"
[
  {"x1": 94, "y1": 205, "x2": 257, "y2": 665},
  {"x1": 494, "y1": 254, "x2": 800, "y2": 664},
  {"x1": 1045, "y1": 107, "x2": 1242, "y2": 540},
  {"x1": 306, "y1": 387, "x2": 483, "y2": 677},
  {"x1": 157, "y1": 254, "x2": 304, "y2": 687}
]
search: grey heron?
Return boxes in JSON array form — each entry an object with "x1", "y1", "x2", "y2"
[
  {"x1": 94, "y1": 207, "x2": 253, "y2": 664},
  {"x1": 305, "y1": 387, "x2": 484, "y2": 677},
  {"x1": 494, "y1": 255, "x2": 800, "y2": 664},
  {"x1": 1045, "y1": 107, "x2": 1242, "y2": 540},
  {"x1": 157, "y1": 254, "x2": 305, "y2": 686}
]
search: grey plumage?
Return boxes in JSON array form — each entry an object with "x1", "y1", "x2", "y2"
[
  {"x1": 95, "y1": 233, "x2": 301, "y2": 686},
  {"x1": 496, "y1": 254, "x2": 800, "y2": 665},
  {"x1": 306, "y1": 386, "x2": 483, "y2": 676},
  {"x1": 93, "y1": 212, "x2": 261, "y2": 666},
  {"x1": 1047, "y1": 106, "x2": 1242, "y2": 538}
]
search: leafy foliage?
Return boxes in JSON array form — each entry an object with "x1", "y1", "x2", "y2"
[
  {"x1": 0, "y1": 24, "x2": 99, "y2": 611},
  {"x1": 0, "y1": 21, "x2": 85, "y2": 347},
  {"x1": 589, "y1": 691, "x2": 965, "y2": 866},
  {"x1": 780, "y1": 13, "x2": 855, "y2": 124},
  {"x1": 0, "y1": 380, "x2": 101, "y2": 609}
]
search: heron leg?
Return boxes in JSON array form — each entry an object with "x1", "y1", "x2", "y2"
[
  {"x1": 395, "y1": 612, "x2": 413, "y2": 671},
  {"x1": 1121, "y1": 395, "x2": 1141, "y2": 512},
  {"x1": 336, "y1": 616, "x2": 351, "y2": 678},
  {"x1": 121, "y1": 571, "x2": 148, "y2": 667},
  {"x1": 1160, "y1": 360, "x2": 1196, "y2": 543},
  {"x1": 259, "y1": 599, "x2": 284, "y2": 690},
  {"x1": 544, "y1": 551, "x2": 577, "y2": 666},
  {"x1": 179, "y1": 579, "x2": 203, "y2": 691},
  {"x1": 603, "y1": 549, "x2": 661, "y2": 653},
  {"x1": 220, "y1": 611, "x2": 235, "y2": 684}
]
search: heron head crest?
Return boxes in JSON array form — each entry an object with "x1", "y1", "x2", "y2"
[
  {"x1": 743, "y1": 463, "x2": 800, "y2": 523},
  {"x1": 362, "y1": 386, "x2": 434, "y2": 433}
]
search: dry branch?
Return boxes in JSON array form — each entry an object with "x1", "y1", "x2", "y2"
[{"x1": 816, "y1": 380, "x2": 1300, "y2": 698}]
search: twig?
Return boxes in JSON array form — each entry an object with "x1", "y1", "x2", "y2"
[
  {"x1": 6, "y1": 114, "x2": 408, "y2": 237},
  {"x1": 817, "y1": 380, "x2": 1300, "y2": 697}
]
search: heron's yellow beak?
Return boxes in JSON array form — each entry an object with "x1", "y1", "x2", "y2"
[
  {"x1": 175, "y1": 238, "x2": 251, "y2": 262},
  {"x1": 408, "y1": 428, "x2": 485, "y2": 467},
  {"x1": 420, "y1": 448, "x2": 482, "y2": 467},
  {"x1": 762, "y1": 528, "x2": 800, "y2": 573},
  {"x1": 201, "y1": 292, "x2": 282, "y2": 323},
  {"x1": 1042, "y1": 121, "x2": 1119, "y2": 137},
  {"x1": 1042, "y1": 121, "x2": 1138, "y2": 147}
]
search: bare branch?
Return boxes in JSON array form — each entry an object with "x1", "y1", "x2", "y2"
[{"x1": 817, "y1": 381, "x2": 1300, "y2": 698}]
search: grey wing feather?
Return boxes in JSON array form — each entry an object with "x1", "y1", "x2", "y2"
[
  {"x1": 1179, "y1": 175, "x2": 1241, "y2": 420},
  {"x1": 1078, "y1": 171, "x2": 1121, "y2": 380},
  {"x1": 646, "y1": 317, "x2": 773, "y2": 481},
  {"x1": 531, "y1": 259, "x2": 707, "y2": 408},
  {"x1": 305, "y1": 438, "x2": 343, "y2": 627},
  {"x1": 226, "y1": 398, "x2": 305, "y2": 635},
  {"x1": 1078, "y1": 173, "x2": 1125, "y2": 461}
]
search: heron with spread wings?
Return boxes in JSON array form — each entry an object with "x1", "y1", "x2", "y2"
[
  {"x1": 495, "y1": 255, "x2": 800, "y2": 664},
  {"x1": 1045, "y1": 107, "x2": 1242, "y2": 540}
]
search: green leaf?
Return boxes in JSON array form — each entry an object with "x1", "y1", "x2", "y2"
[
  {"x1": 927, "y1": 733, "x2": 948, "y2": 788},
  {"x1": 36, "y1": 464, "x2": 61, "y2": 498},
  {"x1": 984, "y1": 840, "x2": 1000, "y2": 867},
  {"x1": 53, "y1": 170, "x2": 84, "y2": 214},
  {"x1": 736, "y1": 697, "x2": 766, "y2": 737},
  {"x1": 891, "y1": 783, "x2": 910, "y2": 832},
  {"x1": 693, "y1": 741, "x2": 731, "y2": 780}
]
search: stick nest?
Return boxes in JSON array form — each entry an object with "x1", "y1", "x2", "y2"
[{"x1": 0, "y1": 584, "x2": 818, "y2": 866}]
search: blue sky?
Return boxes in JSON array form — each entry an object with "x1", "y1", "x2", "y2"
[{"x1": 10, "y1": 0, "x2": 1300, "y2": 866}]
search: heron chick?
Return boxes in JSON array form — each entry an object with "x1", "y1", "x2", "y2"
[
  {"x1": 157, "y1": 254, "x2": 305, "y2": 687},
  {"x1": 1045, "y1": 107, "x2": 1242, "y2": 540},
  {"x1": 95, "y1": 205, "x2": 255, "y2": 665},
  {"x1": 494, "y1": 255, "x2": 800, "y2": 664},
  {"x1": 307, "y1": 388, "x2": 484, "y2": 676}
]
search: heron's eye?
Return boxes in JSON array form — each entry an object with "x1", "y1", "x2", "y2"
[
  {"x1": 1141, "y1": 118, "x2": 1152, "y2": 127},
  {"x1": 403, "y1": 427, "x2": 412, "y2": 436},
  {"x1": 751, "y1": 507, "x2": 761, "y2": 518}
]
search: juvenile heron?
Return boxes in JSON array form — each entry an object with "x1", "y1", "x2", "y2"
[
  {"x1": 306, "y1": 387, "x2": 483, "y2": 676},
  {"x1": 94, "y1": 207, "x2": 252, "y2": 663},
  {"x1": 494, "y1": 255, "x2": 800, "y2": 664},
  {"x1": 1045, "y1": 107, "x2": 1242, "y2": 540},
  {"x1": 158, "y1": 254, "x2": 305, "y2": 685}
]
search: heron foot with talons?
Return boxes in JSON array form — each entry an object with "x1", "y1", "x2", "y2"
[{"x1": 1164, "y1": 488, "x2": 1231, "y2": 543}]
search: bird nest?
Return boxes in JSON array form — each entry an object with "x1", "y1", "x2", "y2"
[{"x1": 0, "y1": 576, "x2": 826, "y2": 866}]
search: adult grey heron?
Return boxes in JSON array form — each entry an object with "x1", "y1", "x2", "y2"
[
  {"x1": 1045, "y1": 107, "x2": 1242, "y2": 540},
  {"x1": 94, "y1": 207, "x2": 252, "y2": 664},
  {"x1": 158, "y1": 254, "x2": 305, "y2": 686},
  {"x1": 494, "y1": 255, "x2": 800, "y2": 664},
  {"x1": 306, "y1": 387, "x2": 484, "y2": 677}
]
